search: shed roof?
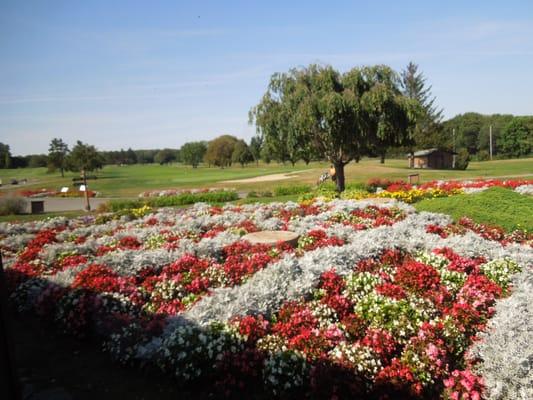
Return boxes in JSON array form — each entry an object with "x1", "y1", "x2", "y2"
[{"x1": 411, "y1": 148, "x2": 456, "y2": 157}]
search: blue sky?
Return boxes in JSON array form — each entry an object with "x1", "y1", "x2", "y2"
[{"x1": 1, "y1": 1, "x2": 532, "y2": 155}]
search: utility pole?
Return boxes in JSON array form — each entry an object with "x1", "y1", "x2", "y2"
[
  {"x1": 489, "y1": 124, "x2": 493, "y2": 160},
  {"x1": 82, "y1": 169, "x2": 91, "y2": 211},
  {"x1": 452, "y1": 128, "x2": 456, "y2": 169}
]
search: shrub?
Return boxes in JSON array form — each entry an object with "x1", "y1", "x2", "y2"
[
  {"x1": 454, "y1": 149, "x2": 470, "y2": 170},
  {"x1": 0, "y1": 196, "x2": 28, "y2": 215},
  {"x1": 106, "y1": 191, "x2": 238, "y2": 212},
  {"x1": 274, "y1": 184, "x2": 312, "y2": 196},
  {"x1": 476, "y1": 150, "x2": 490, "y2": 161},
  {"x1": 149, "y1": 191, "x2": 238, "y2": 207},
  {"x1": 107, "y1": 199, "x2": 144, "y2": 212}
]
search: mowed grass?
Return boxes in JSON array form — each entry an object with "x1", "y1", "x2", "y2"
[
  {"x1": 0, "y1": 163, "x2": 319, "y2": 197},
  {"x1": 415, "y1": 187, "x2": 533, "y2": 232},
  {"x1": 1, "y1": 157, "x2": 532, "y2": 197}
]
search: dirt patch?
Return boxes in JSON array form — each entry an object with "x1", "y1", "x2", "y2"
[{"x1": 222, "y1": 171, "x2": 307, "y2": 184}]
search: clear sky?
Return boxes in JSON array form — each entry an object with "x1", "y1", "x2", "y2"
[{"x1": 1, "y1": 0, "x2": 532, "y2": 155}]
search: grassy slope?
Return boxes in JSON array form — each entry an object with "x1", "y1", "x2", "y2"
[
  {"x1": 415, "y1": 187, "x2": 533, "y2": 232},
  {"x1": 1, "y1": 157, "x2": 532, "y2": 198}
]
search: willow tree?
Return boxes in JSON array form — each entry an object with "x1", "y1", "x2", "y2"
[{"x1": 250, "y1": 64, "x2": 418, "y2": 192}]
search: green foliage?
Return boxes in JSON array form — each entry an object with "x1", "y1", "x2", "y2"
[
  {"x1": 415, "y1": 187, "x2": 533, "y2": 232},
  {"x1": 66, "y1": 141, "x2": 103, "y2": 172},
  {"x1": 476, "y1": 150, "x2": 490, "y2": 161},
  {"x1": 231, "y1": 140, "x2": 253, "y2": 167},
  {"x1": 48, "y1": 138, "x2": 69, "y2": 176},
  {"x1": 249, "y1": 136, "x2": 263, "y2": 165},
  {"x1": 0, "y1": 142, "x2": 12, "y2": 169},
  {"x1": 273, "y1": 184, "x2": 312, "y2": 196},
  {"x1": 0, "y1": 196, "x2": 28, "y2": 215},
  {"x1": 27, "y1": 154, "x2": 48, "y2": 168},
  {"x1": 204, "y1": 135, "x2": 239, "y2": 167},
  {"x1": 154, "y1": 148, "x2": 177, "y2": 165},
  {"x1": 107, "y1": 191, "x2": 239, "y2": 211},
  {"x1": 107, "y1": 199, "x2": 145, "y2": 212},
  {"x1": 246, "y1": 190, "x2": 273, "y2": 198},
  {"x1": 454, "y1": 148, "x2": 470, "y2": 170},
  {"x1": 180, "y1": 141, "x2": 207, "y2": 168},
  {"x1": 442, "y1": 113, "x2": 533, "y2": 158},
  {"x1": 401, "y1": 62, "x2": 444, "y2": 150},
  {"x1": 147, "y1": 191, "x2": 238, "y2": 207},
  {"x1": 497, "y1": 118, "x2": 531, "y2": 158},
  {"x1": 250, "y1": 64, "x2": 418, "y2": 192}
]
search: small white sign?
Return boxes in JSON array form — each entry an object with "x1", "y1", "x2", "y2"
[
  {"x1": 79, "y1": 185, "x2": 86, "y2": 192},
  {"x1": 60, "y1": 187, "x2": 69, "y2": 193}
]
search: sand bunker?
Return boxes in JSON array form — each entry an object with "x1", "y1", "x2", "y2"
[{"x1": 222, "y1": 171, "x2": 306, "y2": 184}]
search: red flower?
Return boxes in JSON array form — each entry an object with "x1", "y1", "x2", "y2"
[
  {"x1": 118, "y1": 236, "x2": 142, "y2": 249},
  {"x1": 395, "y1": 260, "x2": 441, "y2": 295},
  {"x1": 376, "y1": 282, "x2": 407, "y2": 300}
]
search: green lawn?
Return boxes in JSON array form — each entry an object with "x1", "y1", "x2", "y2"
[
  {"x1": 415, "y1": 187, "x2": 533, "y2": 232},
  {"x1": 1, "y1": 157, "x2": 531, "y2": 198}
]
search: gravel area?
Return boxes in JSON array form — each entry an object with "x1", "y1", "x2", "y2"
[{"x1": 472, "y1": 264, "x2": 533, "y2": 400}]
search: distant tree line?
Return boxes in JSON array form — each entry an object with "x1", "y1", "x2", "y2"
[
  {"x1": 442, "y1": 113, "x2": 532, "y2": 159},
  {"x1": 1, "y1": 62, "x2": 531, "y2": 175}
]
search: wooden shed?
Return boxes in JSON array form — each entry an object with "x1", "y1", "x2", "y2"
[{"x1": 408, "y1": 148, "x2": 456, "y2": 169}]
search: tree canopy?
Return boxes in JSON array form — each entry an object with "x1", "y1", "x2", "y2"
[
  {"x1": 154, "y1": 148, "x2": 177, "y2": 165},
  {"x1": 498, "y1": 118, "x2": 531, "y2": 158},
  {"x1": 231, "y1": 139, "x2": 253, "y2": 167},
  {"x1": 180, "y1": 141, "x2": 207, "y2": 168},
  {"x1": 204, "y1": 135, "x2": 239, "y2": 168},
  {"x1": 66, "y1": 141, "x2": 103, "y2": 172},
  {"x1": 48, "y1": 138, "x2": 69, "y2": 176},
  {"x1": 250, "y1": 64, "x2": 418, "y2": 191},
  {"x1": 0, "y1": 143, "x2": 11, "y2": 169}
]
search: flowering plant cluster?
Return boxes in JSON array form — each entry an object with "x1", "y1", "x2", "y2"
[
  {"x1": 1, "y1": 198, "x2": 530, "y2": 398},
  {"x1": 17, "y1": 188, "x2": 98, "y2": 198},
  {"x1": 419, "y1": 178, "x2": 533, "y2": 193},
  {"x1": 350, "y1": 178, "x2": 533, "y2": 204},
  {"x1": 138, "y1": 187, "x2": 235, "y2": 198},
  {"x1": 426, "y1": 216, "x2": 533, "y2": 247}
]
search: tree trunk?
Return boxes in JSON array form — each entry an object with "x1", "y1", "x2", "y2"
[
  {"x1": 334, "y1": 161, "x2": 345, "y2": 193},
  {"x1": 380, "y1": 152, "x2": 386, "y2": 164},
  {"x1": 60, "y1": 167, "x2": 64, "y2": 178}
]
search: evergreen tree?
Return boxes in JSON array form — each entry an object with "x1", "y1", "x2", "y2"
[{"x1": 401, "y1": 62, "x2": 444, "y2": 149}]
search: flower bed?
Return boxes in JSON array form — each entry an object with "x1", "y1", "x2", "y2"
[
  {"x1": 138, "y1": 187, "x2": 235, "y2": 198},
  {"x1": 426, "y1": 217, "x2": 533, "y2": 247},
  {"x1": 2, "y1": 199, "x2": 532, "y2": 399},
  {"x1": 17, "y1": 188, "x2": 98, "y2": 198},
  {"x1": 339, "y1": 178, "x2": 533, "y2": 204}
]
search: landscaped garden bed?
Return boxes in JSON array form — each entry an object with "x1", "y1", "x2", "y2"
[
  {"x1": 306, "y1": 178, "x2": 533, "y2": 204},
  {"x1": 2, "y1": 198, "x2": 532, "y2": 399}
]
